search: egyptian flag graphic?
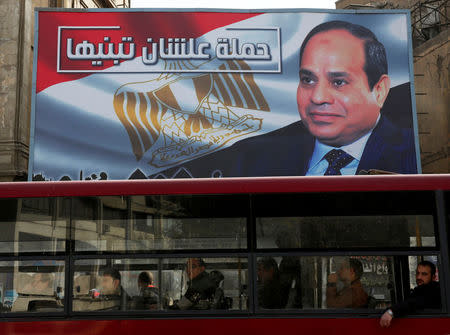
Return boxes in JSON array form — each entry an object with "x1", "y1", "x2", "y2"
[{"x1": 31, "y1": 11, "x2": 414, "y2": 180}]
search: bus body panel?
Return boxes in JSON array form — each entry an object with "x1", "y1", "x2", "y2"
[{"x1": 1, "y1": 318, "x2": 450, "y2": 335}]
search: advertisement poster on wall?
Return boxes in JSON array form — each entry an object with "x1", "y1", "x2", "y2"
[{"x1": 29, "y1": 9, "x2": 420, "y2": 180}]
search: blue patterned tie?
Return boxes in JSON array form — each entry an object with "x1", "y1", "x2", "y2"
[{"x1": 324, "y1": 149, "x2": 354, "y2": 175}]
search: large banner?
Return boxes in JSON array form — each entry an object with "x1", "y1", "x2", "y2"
[{"x1": 30, "y1": 9, "x2": 421, "y2": 180}]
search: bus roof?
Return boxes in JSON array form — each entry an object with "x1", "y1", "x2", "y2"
[{"x1": 1, "y1": 174, "x2": 450, "y2": 198}]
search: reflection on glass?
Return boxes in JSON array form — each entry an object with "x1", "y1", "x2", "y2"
[
  {"x1": 73, "y1": 195, "x2": 247, "y2": 252},
  {"x1": 255, "y1": 256, "x2": 396, "y2": 310},
  {"x1": 257, "y1": 215, "x2": 435, "y2": 249},
  {"x1": 0, "y1": 198, "x2": 67, "y2": 254},
  {"x1": 0, "y1": 260, "x2": 65, "y2": 313},
  {"x1": 72, "y1": 257, "x2": 248, "y2": 312}
]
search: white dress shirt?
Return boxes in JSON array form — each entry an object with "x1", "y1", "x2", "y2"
[{"x1": 306, "y1": 116, "x2": 380, "y2": 176}]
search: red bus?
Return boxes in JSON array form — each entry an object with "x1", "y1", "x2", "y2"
[{"x1": 0, "y1": 175, "x2": 449, "y2": 334}]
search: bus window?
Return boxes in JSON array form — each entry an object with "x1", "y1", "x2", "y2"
[
  {"x1": 72, "y1": 195, "x2": 248, "y2": 253},
  {"x1": 73, "y1": 259, "x2": 125, "y2": 312},
  {"x1": 254, "y1": 191, "x2": 436, "y2": 249},
  {"x1": 0, "y1": 260, "x2": 65, "y2": 313},
  {"x1": 73, "y1": 257, "x2": 248, "y2": 312},
  {"x1": 0, "y1": 198, "x2": 68, "y2": 254},
  {"x1": 256, "y1": 215, "x2": 435, "y2": 249},
  {"x1": 255, "y1": 256, "x2": 383, "y2": 310},
  {"x1": 255, "y1": 255, "x2": 443, "y2": 312}
]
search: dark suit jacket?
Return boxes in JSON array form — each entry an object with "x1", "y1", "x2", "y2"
[
  {"x1": 390, "y1": 281, "x2": 441, "y2": 317},
  {"x1": 151, "y1": 115, "x2": 418, "y2": 178}
]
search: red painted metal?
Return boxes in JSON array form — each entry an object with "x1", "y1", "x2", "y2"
[
  {"x1": 0, "y1": 317, "x2": 449, "y2": 335},
  {"x1": 1, "y1": 174, "x2": 450, "y2": 198}
]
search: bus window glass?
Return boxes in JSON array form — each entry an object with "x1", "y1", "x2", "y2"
[
  {"x1": 72, "y1": 197, "x2": 127, "y2": 252},
  {"x1": 73, "y1": 257, "x2": 248, "y2": 312},
  {"x1": 256, "y1": 256, "x2": 395, "y2": 310},
  {"x1": 255, "y1": 255, "x2": 442, "y2": 312},
  {"x1": 73, "y1": 195, "x2": 248, "y2": 252},
  {"x1": 256, "y1": 215, "x2": 435, "y2": 249},
  {"x1": 0, "y1": 198, "x2": 68, "y2": 254},
  {"x1": 0, "y1": 260, "x2": 65, "y2": 313}
]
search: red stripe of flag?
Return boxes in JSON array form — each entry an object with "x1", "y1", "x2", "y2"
[{"x1": 36, "y1": 11, "x2": 262, "y2": 93}]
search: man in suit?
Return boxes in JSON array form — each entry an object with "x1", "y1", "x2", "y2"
[
  {"x1": 150, "y1": 20, "x2": 417, "y2": 179},
  {"x1": 380, "y1": 261, "x2": 441, "y2": 328},
  {"x1": 294, "y1": 20, "x2": 417, "y2": 175}
]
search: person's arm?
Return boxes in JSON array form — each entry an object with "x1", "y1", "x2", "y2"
[
  {"x1": 380, "y1": 309, "x2": 394, "y2": 328},
  {"x1": 177, "y1": 287, "x2": 200, "y2": 309},
  {"x1": 380, "y1": 298, "x2": 416, "y2": 328},
  {"x1": 391, "y1": 285, "x2": 440, "y2": 317},
  {"x1": 380, "y1": 288, "x2": 422, "y2": 328}
]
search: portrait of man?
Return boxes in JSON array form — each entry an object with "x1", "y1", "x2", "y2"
[
  {"x1": 296, "y1": 20, "x2": 414, "y2": 175},
  {"x1": 31, "y1": 11, "x2": 421, "y2": 180},
  {"x1": 154, "y1": 19, "x2": 418, "y2": 178}
]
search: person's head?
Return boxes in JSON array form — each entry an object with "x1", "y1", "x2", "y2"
[
  {"x1": 138, "y1": 271, "x2": 153, "y2": 289},
  {"x1": 416, "y1": 261, "x2": 437, "y2": 286},
  {"x1": 297, "y1": 20, "x2": 391, "y2": 147},
  {"x1": 257, "y1": 257, "x2": 279, "y2": 284},
  {"x1": 186, "y1": 258, "x2": 206, "y2": 280},
  {"x1": 337, "y1": 259, "x2": 363, "y2": 283},
  {"x1": 100, "y1": 267, "x2": 121, "y2": 294}
]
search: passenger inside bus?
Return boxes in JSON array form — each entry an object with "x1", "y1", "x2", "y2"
[
  {"x1": 95, "y1": 267, "x2": 130, "y2": 311},
  {"x1": 380, "y1": 261, "x2": 441, "y2": 327},
  {"x1": 72, "y1": 268, "x2": 128, "y2": 312},
  {"x1": 257, "y1": 257, "x2": 283, "y2": 309},
  {"x1": 170, "y1": 258, "x2": 216, "y2": 310},
  {"x1": 131, "y1": 271, "x2": 159, "y2": 310},
  {"x1": 326, "y1": 259, "x2": 368, "y2": 308}
]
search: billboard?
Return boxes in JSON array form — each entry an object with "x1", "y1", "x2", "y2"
[{"x1": 30, "y1": 9, "x2": 421, "y2": 180}]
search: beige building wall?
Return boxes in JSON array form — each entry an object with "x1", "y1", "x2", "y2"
[
  {"x1": 336, "y1": 0, "x2": 449, "y2": 173},
  {"x1": 0, "y1": 0, "x2": 129, "y2": 182},
  {"x1": 414, "y1": 29, "x2": 449, "y2": 173},
  {"x1": 0, "y1": 1, "x2": 34, "y2": 181}
]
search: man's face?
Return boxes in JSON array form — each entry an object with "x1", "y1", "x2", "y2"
[
  {"x1": 416, "y1": 265, "x2": 433, "y2": 286},
  {"x1": 297, "y1": 29, "x2": 382, "y2": 147},
  {"x1": 101, "y1": 275, "x2": 119, "y2": 294},
  {"x1": 337, "y1": 263, "x2": 354, "y2": 282},
  {"x1": 186, "y1": 258, "x2": 204, "y2": 280}
]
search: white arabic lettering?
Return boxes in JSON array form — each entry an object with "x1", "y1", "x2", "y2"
[
  {"x1": 66, "y1": 36, "x2": 136, "y2": 66},
  {"x1": 216, "y1": 38, "x2": 271, "y2": 60}
]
